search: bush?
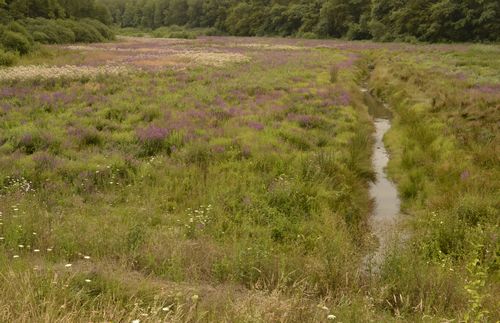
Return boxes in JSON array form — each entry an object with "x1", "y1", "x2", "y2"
[
  {"x1": 297, "y1": 32, "x2": 318, "y2": 39},
  {"x1": 57, "y1": 20, "x2": 105, "y2": 43},
  {"x1": 0, "y1": 30, "x2": 32, "y2": 54},
  {"x1": 32, "y1": 31, "x2": 50, "y2": 43},
  {"x1": 6, "y1": 21, "x2": 33, "y2": 45},
  {"x1": 80, "y1": 18, "x2": 115, "y2": 40},
  {"x1": 23, "y1": 18, "x2": 75, "y2": 44},
  {"x1": 0, "y1": 49, "x2": 18, "y2": 66},
  {"x1": 152, "y1": 26, "x2": 196, "y2": 39}
]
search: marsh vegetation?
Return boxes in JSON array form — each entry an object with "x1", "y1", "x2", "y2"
[{"x1": 0, "y1": 32, "x2": 498, "y2": 322}]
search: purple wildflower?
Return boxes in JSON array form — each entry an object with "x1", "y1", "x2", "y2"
[
  {"x1": 288, "y1": 113, "x2": 324, "y2": 129},
  {"x1": 137, "y1": 125, "x2": 170, "y2": 143},
  {"x1": 212, "y1": 145, "x2": 226, "y2": 153},
  {"x1": 246, "y1": 121, "x2": 264, "y2": 131}
]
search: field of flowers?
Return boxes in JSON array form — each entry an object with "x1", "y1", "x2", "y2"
[{"x1": 0, "y1": 37, "x2": 498, "y2": 322}]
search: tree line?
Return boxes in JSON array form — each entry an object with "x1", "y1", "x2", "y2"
[
  {"x1": 0, "y1": 0, "x2": 112, "y2": 24},
  {"x1": 102, "y1": 0, "x2": 500, "y2": 42},
  {"x1": 0, "y1": 0, "x2": 499, "y2": 42}
]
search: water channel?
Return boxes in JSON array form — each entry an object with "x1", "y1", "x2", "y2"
[{"x1": 362, "y1": 88, "x2": 401, "y2": 269}]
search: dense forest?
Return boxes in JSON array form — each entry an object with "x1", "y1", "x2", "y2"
[
  {"x1": 101, "y1": 0, "x2": 500, "y2": 42},
  {"x1": 0, "y1": 0, "x2": 111, "y2": 24},
  {"x1": 0, "y1": 0, "x2": 499, "y2": 65}
]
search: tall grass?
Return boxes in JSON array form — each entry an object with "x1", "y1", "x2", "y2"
[{"x1": 369, "y1": 47, "x2": 499, "y2": 321}]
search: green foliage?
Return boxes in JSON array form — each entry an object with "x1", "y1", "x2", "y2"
[
  {"x1": 5, "y1": 0, "x2": 494, "y2": 42},
  {"x1": 369, "y1": 46, "x2": 499, "y2": 321},
  {"x1": 80, "y1": 18, "x2": 115, "y2": 40},
  {"x1": 57, "y1": 19, "x2": 105, "y2": 43},
  {"x1": 0, "y1": 48, "x2": 18, "y2": 65},
  {"x1": 0, "y1": 30, "x2": 32, "y2": 54},
  {"x1": 151, "y1": 25, "x2": 196, "y2": 39},
  {"x1": 0, "y1": 1, "x2": 115, "y2": 59},
  {"x1": 22, "y1": 18, "x2": 76, "y2": 44},
  {"x1": 6, "y1": 21, "x2": 33, "y2": 44}
]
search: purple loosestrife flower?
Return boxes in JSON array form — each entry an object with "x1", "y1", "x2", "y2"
[
  {"x1": 246, "y1": 121, "x2": 264, "y2": 131},
  {"x1": 1, "y1": 103, "x2": 12, "y2": 113},
  {"x1": 241, "y1": 145, "x2": 251, "y2": 159},
  {"x1": 336, "y1": 53, "x2": 360, "y2": 69},
  {"x1": 137, "y1": 125, "x2": 170, "y2": 156},
  {"x1": 212, "y1": 145, "x2": 226, "y2": 154},
  {"x1": 137, "y1": 125, "x2": 170, "y2": 143},
  {"x1": 337, "y1": 91, "x2": 351, "y2": 106},
  {"x1": 0, "y1": 87, "x2": 30, "y2": 98},
  {"x1": 213, "y1": 96, "x2": 228, "y2": 108},
  {"x1": 473, "y1": 84, "x2": 500, "y2": 95},
  {"x1": 32, "y1": 152, "x2": 59, "y2": 170},
  {"x1": 288, "y1": 113, "x2": 324, "y2": 129}
]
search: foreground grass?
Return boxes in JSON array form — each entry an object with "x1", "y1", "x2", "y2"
[
  {"x1": 0, "y1": 38, "x2": 498, "y2": 321},
  {"x1": 0, "y1": 39, "x2": 380, "y2": 321}
]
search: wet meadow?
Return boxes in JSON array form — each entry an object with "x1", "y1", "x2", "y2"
[{"x1": 0, "y1": 37, "x2": 498, "y2": 322}]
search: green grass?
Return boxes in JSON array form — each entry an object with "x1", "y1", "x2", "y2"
[
  {"x1": 369, "y1": 46, "x2": 499, "y2": 321},
  {"x1": 0, "y1": 38, "x2": 498, "y2": 321}
]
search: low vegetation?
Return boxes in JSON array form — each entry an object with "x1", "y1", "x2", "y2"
[
  {"x1": 1, "y1": 37, "x2": 376, "y2": 321},
  {"x1": 1, "y1": 36, "x2": 498, "y2": 322},
  {"x1": 0, "y1": 1, "x2": 498, "y2": 321},
  {"x1": 369, "y1": 45, "x2": 499, "y2": 321}
]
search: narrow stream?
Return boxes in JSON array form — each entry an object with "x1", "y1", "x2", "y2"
[{"x1": 362, "y1": 88, "x2": 401, "y2": 269}]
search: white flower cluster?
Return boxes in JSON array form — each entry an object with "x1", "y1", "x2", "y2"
[
  {"x1": 2, "y1": 176, "x2": 35, "y2": 195},
  {"x1": 186, "y1": 204, "x2": 213, "y2": 228},
  {"x1": 0, "y1": 64, "x2": 130, "y2": 82},
  {"x1": 184, "y1": 204, "x2": 213, "y2": 237},
  {"x1": 237, "y1": 43, "x2": 303, "y2": 51}
]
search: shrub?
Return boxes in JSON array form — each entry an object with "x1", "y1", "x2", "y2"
[
  {"x1": 6, "y1": 21, "x2": 34, "y2": 45},
  {"x1": 1, "y1": 30, "x2": 32, "y2": 54},
  {"x1": 203, "y1": 27, "x2": 220, "y2": 36},
  {"x1": 32, "y1": 31, "x2": 50, "y2": 43},
  {"x1": 0, "y1": 49, "x2": 18, "y2": 66},
  {"x1": 23, "y1": 18, "x2": 76, "y2": 44},
  {"x1": 57, "y1": 20, "x2": 105, "y2": 43},
  {"x1": 152, "y1": 26, "x2": 196, "y2": 39},
  {"x1": 80, "y1": 18, "x2": 115, "y2": 40},
  {"x1": 169, "y1": 31, "x2": 196, "y2": 39},
  {"x1": 297, "y1": 32, "x2": 318, "y2": 39}
]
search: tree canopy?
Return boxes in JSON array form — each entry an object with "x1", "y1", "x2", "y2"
[
  {"x1": 0, "y1": 0, "x2": 112, "y2": 24},
  {"x1": 1, "y1": 0, "x2": 499, "y2": 42},
  {"x1": 100, "y1": 0, "x2": 500, "y2": 41}
]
